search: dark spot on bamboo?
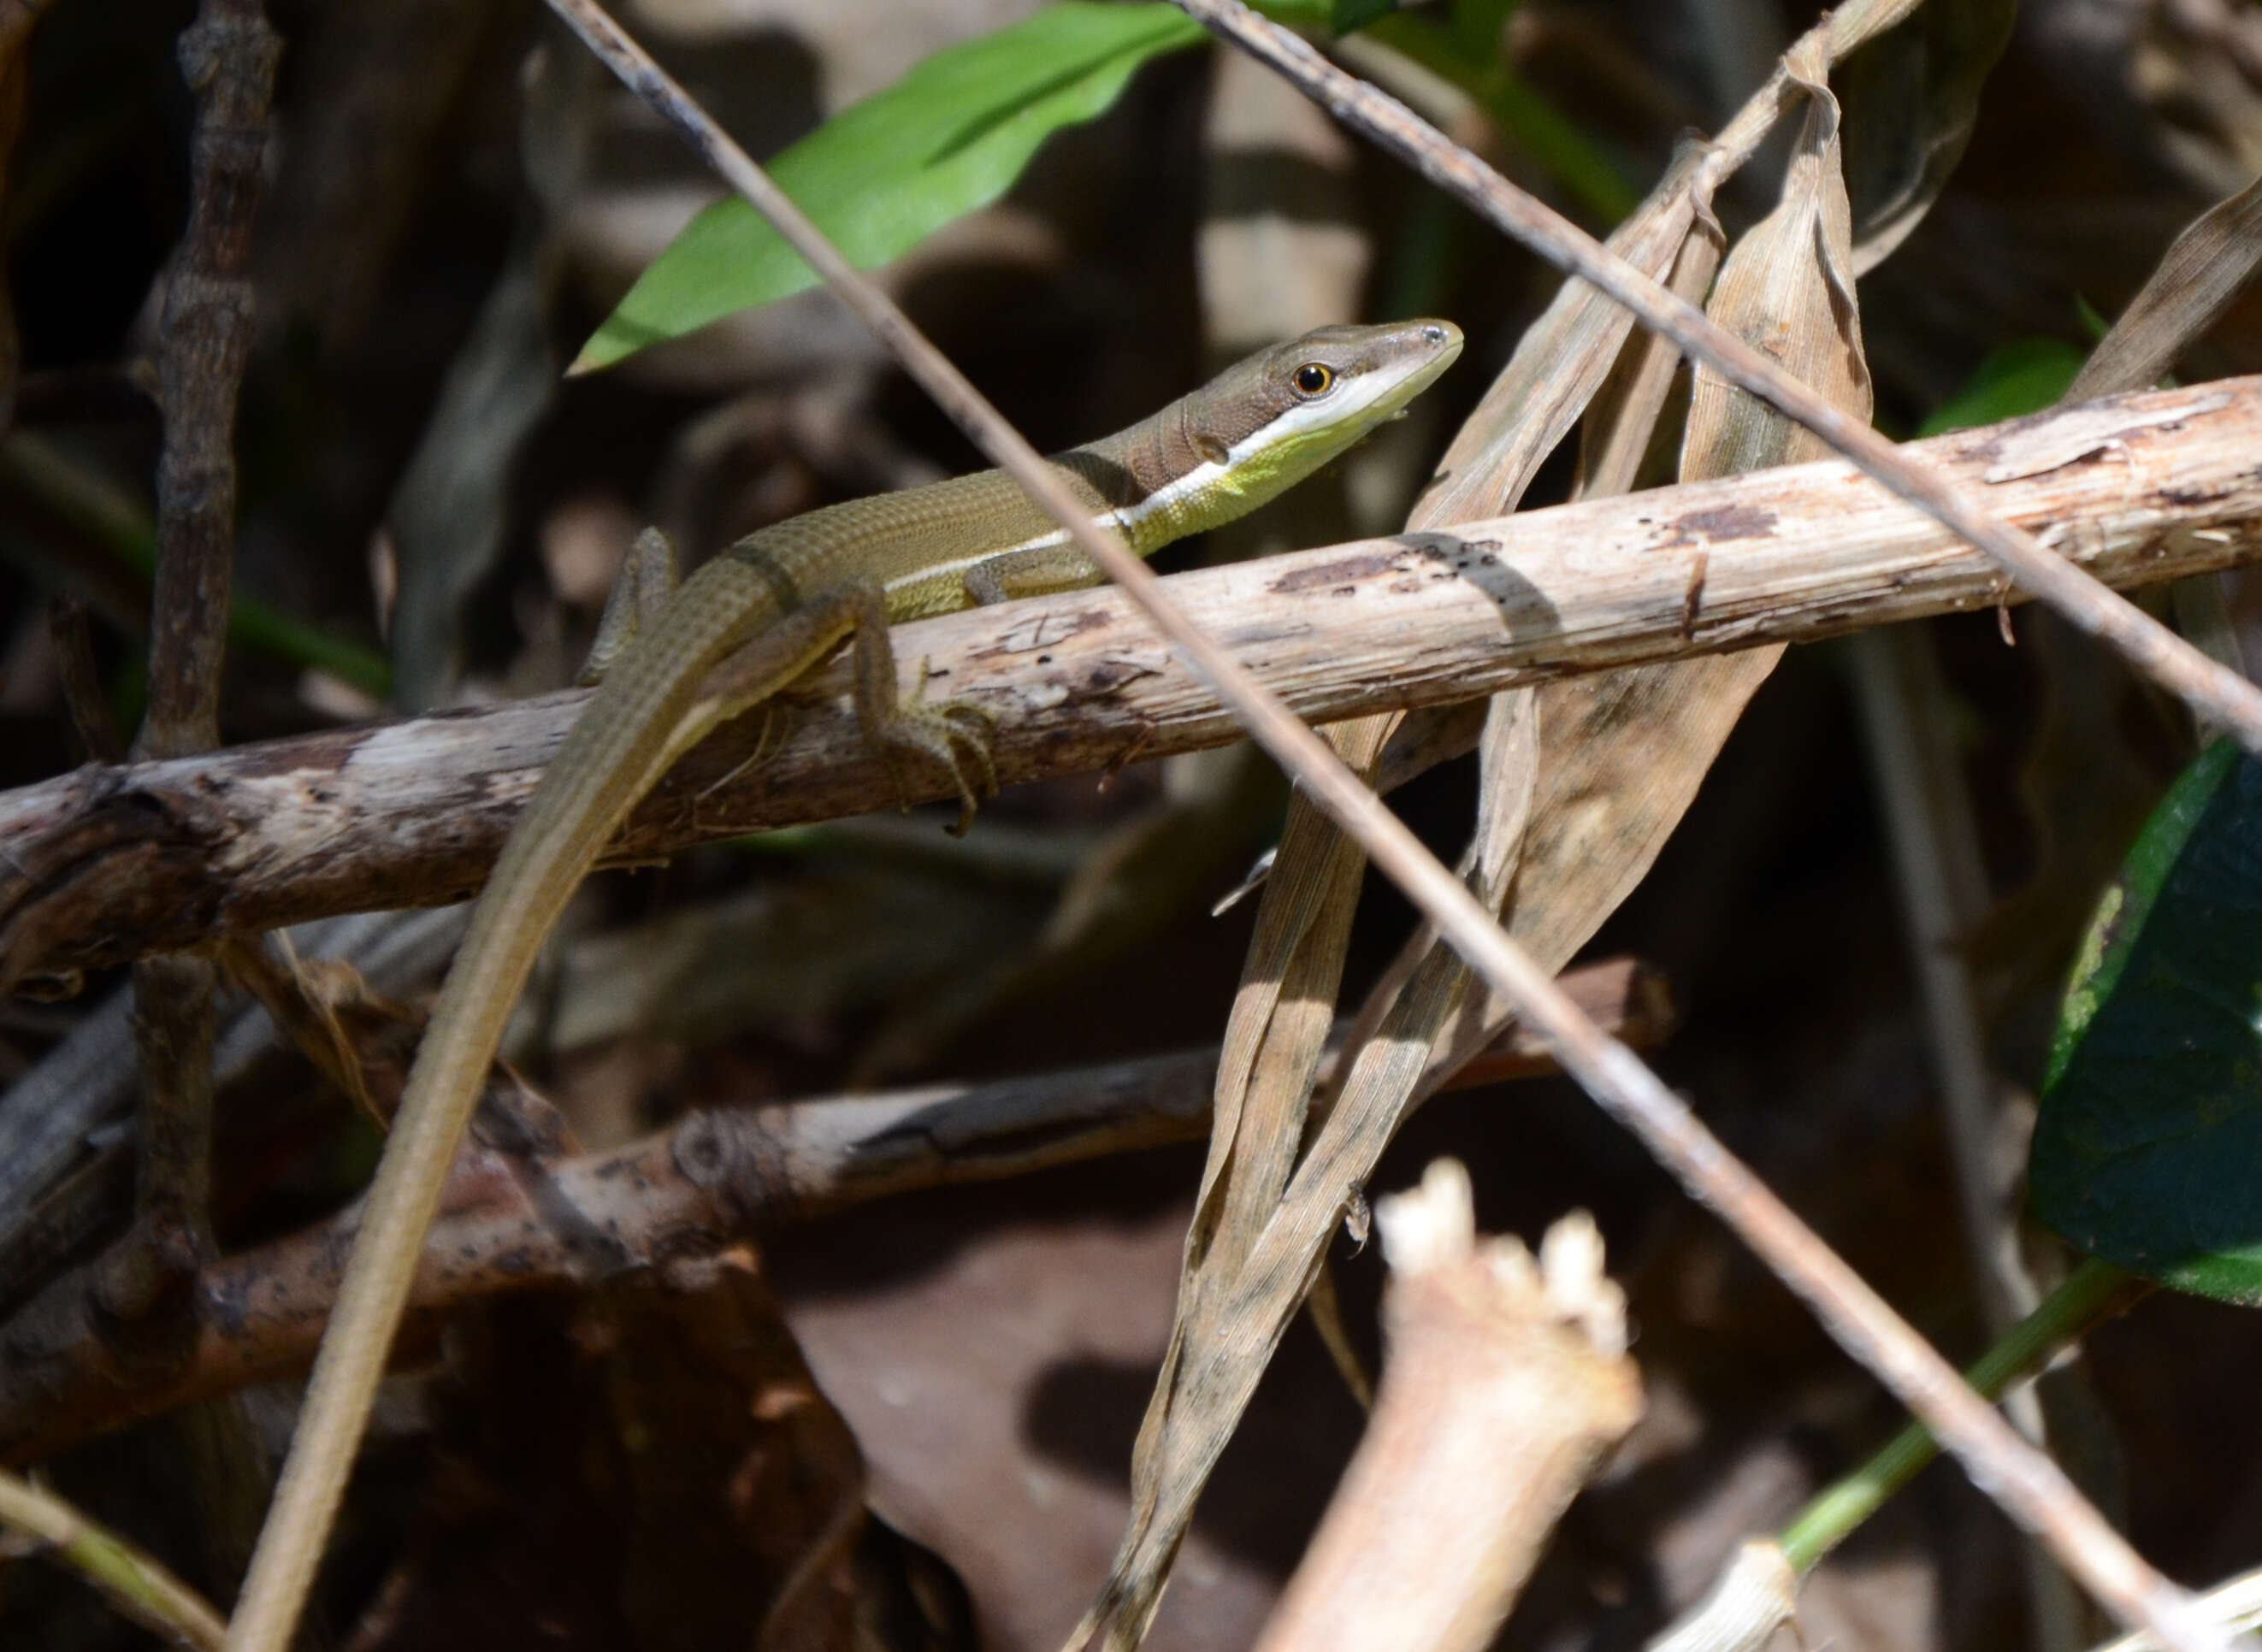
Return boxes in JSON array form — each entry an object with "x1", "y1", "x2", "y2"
[
  {"x1": 1269, "y1": 552, "x2": 1397, "y2": 593},
  {"x1": 1655, "y1": 504, "x2": 1777, "y2": 550}
]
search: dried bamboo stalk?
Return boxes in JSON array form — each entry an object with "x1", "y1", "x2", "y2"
[{"x1": 2, "y1": 376, "x2": 2256, "y2": 985}]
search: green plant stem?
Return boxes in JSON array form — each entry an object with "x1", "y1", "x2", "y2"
[
  {"x1": 0, "y1": 1467, "x2": 227, "y2": 1649},
  {"x1": 1779, "y1": 1257, "x2": 2150, "y2": 1572},
  {"x1": 1364, "y1": 13, "x2": 1638, "y2": 222},
  {"x1": 0, "y1": 433, "x2": 392, "y2": 700}
]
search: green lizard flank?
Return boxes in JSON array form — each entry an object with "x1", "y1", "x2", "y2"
[{"x1": 227, "y1": 319, "x2": 1463, "y2": 1649}]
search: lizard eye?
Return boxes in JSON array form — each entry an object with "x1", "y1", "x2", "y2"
[{"x1": 1291, "y1": 362, "x2": 1336, "y2": 398}]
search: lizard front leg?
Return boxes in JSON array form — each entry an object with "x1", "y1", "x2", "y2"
[
  {"x1": 866, "y1": 541, "x2": 1113, "y2": 827},
  {"x1": 960, "y1": 541, "x2": 1104, "y2": 607},
  {"x1": 852, "y1": 541, "x2": 1110, "y2": 832}
]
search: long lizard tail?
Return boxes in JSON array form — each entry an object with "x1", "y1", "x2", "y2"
[{"x1": 227, "y1": 563, "x2": 775, "y2": 1650}]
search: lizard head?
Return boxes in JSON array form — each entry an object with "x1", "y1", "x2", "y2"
[{"x1": 1137, "y1": 319, "x2": 1463, "y2": 534}]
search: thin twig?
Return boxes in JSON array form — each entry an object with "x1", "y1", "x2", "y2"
[
  {"x1": 516, "y1": 9, "x2": 2224, "y2": 1649},
  {"x1": 104, "y1": 955, "x2": 219, "y2": 1328},
  {"x1": 4, "y1": 374, "x2": 2259, "y2": 985},
  {"x1": 1849, "y1": 624, "x2": 2084, "y2": 1652},
  {"x1": 109, "y1": 10, "x2": 285, "y2": 1611},
  {"x1": 0, "y1": 1466, "x2": 228, "y2": 1649},
  {"x1": 110, "y1": 0, "x2": 281, "y2": 1358},
  {"x1": 141, "y1": 0, "x2": 280, "y2": 763}
]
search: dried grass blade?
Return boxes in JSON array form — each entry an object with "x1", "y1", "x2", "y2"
[
  {"x1": 1576, "y1": 210, "x2": 1724, "y2": 499},
  {"x1": 1417, "y1": 139, "x2": 1713, "y2": 528},
  {"x1": 2061, "y1": 164, "x2": 2262, "y2": 717},
  {"x1": 2067, "y1": 168, "x2": 2262, "y2": 403},
  {"x1": 1200, "y1": 726, "x2": 1390, "y2": 1257},
  {"x1": 1101, "y1": 721, "x2": 1385, "y2": 1613},
  {"x1": 1490, "y1": 37, "x2": 1873, "y2": 1011},
  {"x1": 1684, "y1": 44, "x2": 1872, "y2": 475},
  {"x1": 1073, "y1": 695, "x2": 1540, "y2": 1652}
]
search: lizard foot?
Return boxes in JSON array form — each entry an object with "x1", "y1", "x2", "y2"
[{"x1": 874, "y1": 663, "x2": 997, "y2": 835}]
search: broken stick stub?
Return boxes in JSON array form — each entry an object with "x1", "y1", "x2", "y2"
[{"x1": 1255, "y1": 1159, "x2": 1644, "y2": 1652}]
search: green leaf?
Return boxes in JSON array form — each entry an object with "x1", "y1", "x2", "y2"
[
  {"x1": 2029, "y1": 739, "x2": 2262, "y2": 1302},
  {"x1": 1916, "y1": 338, "x2": 2087, "y2": 437},
  {"x1": 574, "y1": 3, "x2": 1207, "y2": 373}
]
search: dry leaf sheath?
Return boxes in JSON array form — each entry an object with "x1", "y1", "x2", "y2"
[{"x1": 1499, "y1": 35, "x2": 1874, "y2": 988}]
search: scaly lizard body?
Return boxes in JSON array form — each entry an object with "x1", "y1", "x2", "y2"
[{"x1": 228, "y1": 320, "x2": 1462, "y2": 1648}]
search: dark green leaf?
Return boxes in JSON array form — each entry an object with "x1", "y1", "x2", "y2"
[
  {"x1": 2029, "y1": 740, "x2": 2262, "y2": 1303},
  {"x1": 1916, "y1": 339, "x2": 2086, "y2": 437},
  {"x1": 574, "y1": 3, "x2": 1206, "y2": 374}
]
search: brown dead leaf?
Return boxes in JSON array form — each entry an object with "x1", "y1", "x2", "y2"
[
  {"x1": 1077, "y1": 148, "x2": 1728, "y2": 1643},
  {"x1": 1682, "y1": 44, "x2": 1872, "y2": 477},
  {"x1": 1497, "y1": 38, "x2": 1874, "y2": 994},
  {"x1": 1575, "y1": 210, "x2": 1724, "y2": 501}
]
